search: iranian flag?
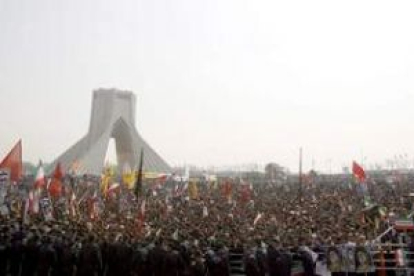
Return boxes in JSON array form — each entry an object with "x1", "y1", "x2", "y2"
[{"x1": 34, "y1": 161, "x2": 45, "y2": 189}]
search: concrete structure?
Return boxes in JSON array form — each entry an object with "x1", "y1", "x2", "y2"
[{"x1": 50, "y1": 88, "x2": 170, "y2": 175}]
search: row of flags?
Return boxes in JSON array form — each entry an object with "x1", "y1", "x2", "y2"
[
  {"x1": 0, "y1": 140, "x2": 146, "y2": 193},
  {"x1": 0, "y1": 139, "x2": 370, "y2": 185},
  {"x1": 0, "y1": 140, "x2": 148, "y2": 224},
  {"x1": 0, "y1": 140, "x2": 370, "y2": 209}
]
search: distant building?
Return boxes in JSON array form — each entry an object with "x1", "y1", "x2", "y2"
[{"x1": 265, "y1": 163, "x2": 287, "y2": 184}]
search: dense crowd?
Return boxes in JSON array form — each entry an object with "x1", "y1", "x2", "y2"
[{"x1": 0, "y1": 173, "x2": 414, "y2": 276}]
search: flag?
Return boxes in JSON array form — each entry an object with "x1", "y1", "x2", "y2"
[
  {"x1": 0, "y1": 140, "x2": 22, "y2": 182},
  {"x1": 137, "y1": 199, "x2": 146, "y2": 231},
  {"x1": 70, "y1": 160, "x2": 81, "y2": 175},
  {"x1": 48, "y1": 163, "x2": 63, "y2": 198},
  {"x1": 101, "y1": 167, "x2": 113, "y2": 196},
  {"x1": 107, "y1": 183, "x2": 120, "y2": 198},
  {"x1": 253, "y1": 213, "x2": 263, "y2": 226},
  {"x1": 172, "y1": 229, "x2": 179, "y2": 240},
  {"x1": 140, "y1": 199, "x2": 146, "y2": 220},
  {"x1": 240, "y1": 178, "x2": 252, "y2": 203},
  {"x1": 34, "y1": 161, "x2": 45, "y2": 189},
  {"x1": 188, "y1": 180, "x2": 199, "y2": 200},
  {"x1": 69, "y1": 190, "x2": 77, "y2": 218},
  {"x1": 88, "y1": 192, "x2": 98, "y2": 220},
  {"x1": 134, "y1": 149, "x2": 144, "y2": 198},
  {"x1": 222, "y1": 179, "x2": 233, "y2": 201},
  {"x1": 29, "y1": 190, "x2": 40, "y2": 214},
  {"x1": 352, "y1": 161, "x2": 366, "y2": 182},
  {"x1": 48, "y1": 179, "x2": 62, "y2": 198},
  {"x1": 52, "y1": 162, "x2": 64, "y2": 179},
  {"x1": 122, "y1": 163, "x2": 135, "y2": 189},
  {"x1": 203, "y1": 206, "x2": 208, "y2": 218}
]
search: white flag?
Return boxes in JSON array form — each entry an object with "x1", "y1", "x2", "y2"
[
  {"x1": 254, "y1": 213, "x2": 263, "y2": 226},
  {"x1": 203, "y1": 206, "x2": 208, "y2": 218}
]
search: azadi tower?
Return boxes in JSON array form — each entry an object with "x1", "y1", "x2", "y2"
[{"x1": 51, "y1": 88, "x2": 171, "y2": 175}]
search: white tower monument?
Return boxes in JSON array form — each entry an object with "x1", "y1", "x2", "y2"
[{"x1": 51, "y1": 88, "x2": 170, "y2": 175}]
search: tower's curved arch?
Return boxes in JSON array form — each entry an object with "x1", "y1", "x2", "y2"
[{"x1": 49, "y1": 89, "x2": 170, "y2": 175}]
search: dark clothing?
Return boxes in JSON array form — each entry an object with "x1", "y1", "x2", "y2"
[
  {"x1": 9, "y1": 240, "x2": 23, "y2": 276},
  {"x1": 245, "y1": 255, "x2": 261, "y2": 276},
  {"x1": 106, "y1": 242, "x2": 131, "y2": 276},
  {"x1": 0, "y1": 242, "x2": 10, "y2": 276},
  {"x1": 299, "y1": 250, "x2": 315, "y2": 276},
  {"x1": 21, "y1": 240, "x2": 39, "y2": 276},
  {"x1": 130, "y1": 247, "x2": 149, "y2": 276},
  {"x1": 37, "y1": 243, "x2": 57, "y2": 276},
  {"x1": 56, "y1": 242, "x2": 76, "y2": 276},
  {"x1": 148, "y1": 245, "x2": 167, "y2": 276},
  {"x1": 268, "y1": 247, "x2": 292, "y2": 276},
  {"x1": 77, "y1": 242, "x2": 102, "y2": 276}
]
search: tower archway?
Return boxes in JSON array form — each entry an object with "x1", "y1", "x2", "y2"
[{"x1": 50, "y1": 88, "x2": 170, "y2": 175}]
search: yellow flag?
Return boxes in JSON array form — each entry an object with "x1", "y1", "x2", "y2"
[
  {"x1": 121, "y1": 163, "x2": 135, "y2": 189},
  {"x1": 188, "y1": 180, "x2": 199, "y2": 200},
  {"x1": 101, "y1": 167, "x2": 113, "y2": 195},
  {"x1": 122, "y1": 171, "x2": 135, "y2": 189}
]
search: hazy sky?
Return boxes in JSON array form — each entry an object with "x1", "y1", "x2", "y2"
[{"x1": 1, "y1": 0, "x2": 414, "y2": 172}]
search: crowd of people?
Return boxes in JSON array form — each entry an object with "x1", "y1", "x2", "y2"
[{"x1": 0, "y1": 171, "x2": 414, "y2": 276}]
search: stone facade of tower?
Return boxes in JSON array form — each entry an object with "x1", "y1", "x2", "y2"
[{"x1": 50, "y1": 88, "x2": 171, "y2": 175}]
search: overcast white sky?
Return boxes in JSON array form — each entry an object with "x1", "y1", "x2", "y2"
[{"x1": 1, "y1": 0, "x2": 414, "y2": 172}]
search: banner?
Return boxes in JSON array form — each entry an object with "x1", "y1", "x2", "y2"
[
  {"x1": 327, "y1": 246, "x2": 344, "y2": 272},
  {"x1": 355, "y1": 246, "x2": 375, "y2": 273},
  {"x1": 342, "y1": 245, "x2": 356, "y2": 272}
]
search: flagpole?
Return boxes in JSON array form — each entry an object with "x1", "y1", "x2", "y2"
[{"x1": 299, "y1": 147, "x2": 303, "y2": 201}]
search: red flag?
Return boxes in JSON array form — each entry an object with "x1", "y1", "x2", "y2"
[
  {"x1": 49, "y1": 163, "x2": 64, "y2": 198},
  {"x1": 352, "y1": 161, "x2": 366, "y2": 182},
  {"x1": 222, "y1": 179, "x2": 233, "y2": 199},
  {"x1": 240, "y1": 184, "x2": 252, "y2": 202},
  {"x1": 48, "y1": 179, "x2": 62, "y2": 198},
  {"x1": 0, "y1": 140, "x2": 22, "y2": 182},
  {"x1": 53, "y1": 162, "x2": 64, "y2": 180}
]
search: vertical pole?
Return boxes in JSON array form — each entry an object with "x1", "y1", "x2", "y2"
[{"x1": 299, "y1": 147, "x2": 303, "y2": 201}]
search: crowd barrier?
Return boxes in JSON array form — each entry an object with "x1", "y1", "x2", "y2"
[
  {"x1": 243, "y1": 243, "x2": 414, "y2": 275},
  {"x1": 322, "y1": 243, "x2": 414, "y2": 274}
]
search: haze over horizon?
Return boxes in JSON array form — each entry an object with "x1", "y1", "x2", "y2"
[{"x1": 1, "y1": 0, "x2": 414, "y2": 173}]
